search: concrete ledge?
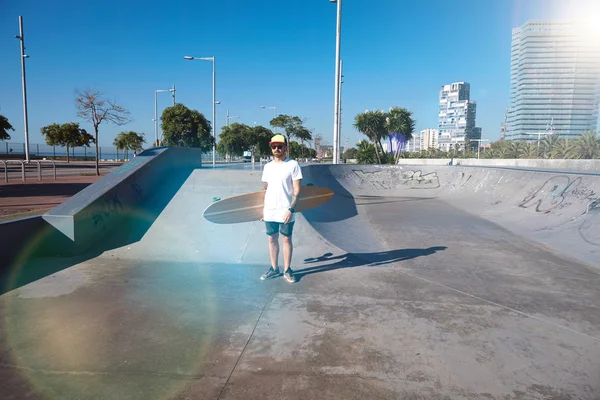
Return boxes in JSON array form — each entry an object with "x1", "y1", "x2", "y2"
[
  {"x1": 42, "y1": 147, "x2": 203, "y2": 254},
  {"x1": 397, "y1": 158, "x2": 600, "y2": 171}
]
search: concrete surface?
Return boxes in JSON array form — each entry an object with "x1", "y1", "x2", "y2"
[
  {"x1": 396, "y1": 158, "x2": 600, "y2": 172},
  {"x1": 1, "y1": 163, "x2": 599, "y2": 399}
]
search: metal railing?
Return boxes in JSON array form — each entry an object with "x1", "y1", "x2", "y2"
[{"x1": 1, "y1": 160, "x2": 56, "y2": 183}]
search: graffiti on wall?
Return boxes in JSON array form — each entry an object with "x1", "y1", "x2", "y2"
[
  {"x1": 130, "y1": 178, "x2": 143, "y2": 201},
  {"x1": 519, "y1": 176, "x2": 598, "y2": 214},
  {"x1": 351, "y1": 169, "x2": 440, "y2": 189},
  {"x1": 92, "y1": 195, "x2": 123, "y2": 227},
  {"x1": 450, "y1": 172, "x2": 472, "y2": 191}
]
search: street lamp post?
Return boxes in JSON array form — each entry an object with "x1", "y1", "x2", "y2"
[
  {"x1": 154, "y1": 87, "x2": 175, "y2": 146},
  {"x1": 471, "y1": 139, "x2": 489, "y2": 159},
  {"x1": 259, "y1": 106, "x2": 277, "y2": 133},
  {"x1": 15, "y1": 16, "x2": 30, "y2": 163},
  {"x1": 523, "y1": 132, "x2": 553, "y2": 152},
  {"x1": 331, "y1": 0, "x2": 342, "y2": 164},
  {"x1": 184, "y1": 55, "x2": 216, "y2": 167},
  {"x1": 226, "y1": 109, "x2": 240, "y2": 127}
]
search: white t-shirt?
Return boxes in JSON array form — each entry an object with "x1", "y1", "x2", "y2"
[{"x1": 261, "y1": 158, "x2": 303, "y2": 223}]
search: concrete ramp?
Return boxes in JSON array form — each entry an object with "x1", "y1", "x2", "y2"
[
  {"x1": 2, "y1": 163, "x2": 600, "y2": 400},
  {"x1": 302, "y1": 164, "x2": 600, "y2": 267}
]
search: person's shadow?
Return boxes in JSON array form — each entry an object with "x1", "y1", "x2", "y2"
[{"x1": 295, "y1": 246, "x2": 447, "y2": 281}]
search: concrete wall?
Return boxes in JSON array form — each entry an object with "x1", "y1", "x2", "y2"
[
  {"x1": 1, "y1": 147, "x2": 204, "y2": 274},
  {"x1": 302, "y1": 164, "x2": 600, "y2": 268},
  {"x1": 396, "y1": 158, "x2": 600, "y2": 171},
  {"x1": 42, "y1": 147, "x2": 202, "y2": 254}
]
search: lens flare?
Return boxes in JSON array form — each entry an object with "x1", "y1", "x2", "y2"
[{"x1": 2, "y1": 208, "x2": 219, "y2": 399}]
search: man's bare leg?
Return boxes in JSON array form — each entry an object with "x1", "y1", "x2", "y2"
[
  {"x1": 282, "y1": 235, "x2": 293, "y2": 271},
  {"x1": 268, "y1": 233, "x2": 279, "y2": 270}
]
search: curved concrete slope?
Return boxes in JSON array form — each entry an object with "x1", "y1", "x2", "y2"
[
  {"x1": 302, "y1": 164, "x2": 600, "y2": 268},
  {"x1": 2, "y1": 163, "x2": 599, "y2": 400}
]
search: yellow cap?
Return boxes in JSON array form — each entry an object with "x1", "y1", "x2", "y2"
[{"x1": 269, "y1": 134, "x2": 287, "y2": 145}]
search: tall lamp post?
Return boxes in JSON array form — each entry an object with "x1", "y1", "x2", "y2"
[
  {"x1": 330, "y1": 0, "x2": 343, "y2": 165},
  {"x1": 154, "y1": 87, "x2": 175, "y2": 146},
  {"x1": 226, "y1": 109, "x2": 240, "y2": 127},
  {"x1": 184, "y1": 55, "x2": 216, "y2": 167},
  {"x1": 15, "y1": 16, "x2": 30, "y2": 163},
  {"x1": 259, "y1": 105, "x2": 277, "y2": 133},
  {"x1": 471, "y1": 139, "x2": 489, "y2": 159},
  {"x1": 523, "y1": 131, "x2": 553, "y2": 152}
]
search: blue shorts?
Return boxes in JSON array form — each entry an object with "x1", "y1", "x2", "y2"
[{"x1": 265, "y1": 221, "x2": 295, "y2": 237}]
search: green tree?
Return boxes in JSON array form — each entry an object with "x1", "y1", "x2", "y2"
[
  {"x1": 507, "y1": 141, "x2": 526, "y2": 159},
  {"x1": 550, "y1": 139, "x2": 576, "y2": 159},
  {"x1": 575, "y1": 130, "x2": 599, "y2": 159},
  {"x1": 0, "y1": 114, "x2": 15, "y2": 141},
  {"x1": 269, "y1": 114, "x2": 306, "y2": 144},
  {"x1": 246, "y1": 125, "x2": 274, "y2": 161},
  {"x1": 113, "y1": 131, "x2": 145, "y2": 160},
  {"x1": 353, "y1": 110, "x2": 387, "y2": 164},
  {"x1": 356, "y1": 139, "x2": 377, "y2": 164},
  {"x1": 521, "y1": 142, "x2": 539, "y2": 159},
  {"x1": 288, "y1": 141, "x2": 302, "y2": 159},
  {"x1": 541, "y1": 133, "x2": 561, "y2": 159},
  {"x1": 385, "y1": 107, "x2": 415, "y2": 162},
  {"x1": 294, "y1": 126, "x2": 313, "y2": 159},
  {"x1": 217, "y1": 122, "x2": 249, "y2": 159},
  {"x1": 41, "y1": 122, "x2": 94, "y2": 163},
  {"x1": 76, "y1": 88, "x2": 131, "y2": 175},
  {"x1": 161, "y1": 104, "x2": 213, "y2": 151},
  {"x1": 343, "y1": 147, "x2": 358, "y2": 160},
  {"x1": 126, "y1": 131, "x2": 146, "y2": 153}
]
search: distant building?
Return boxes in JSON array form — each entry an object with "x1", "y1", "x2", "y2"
[
  {"x1": 420, "y1": 128, "x2": 439, "y2": 151},
  {"x1": 506, "y1": 21, "x2": 600, "y2": 141},
  {"x1": 406, "y1": 133, "x2": 421, "y2": 152},
  {"x1": 500, "y1": 107, "x2": 508, "y2": 140},
  {"x1": 438, "y1": 82, "x2": 481, "y2": 151}
]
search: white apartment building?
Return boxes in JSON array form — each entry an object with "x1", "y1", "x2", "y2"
[{"x1": 420, "y1": 128, "x2": 439, "y2": 151}]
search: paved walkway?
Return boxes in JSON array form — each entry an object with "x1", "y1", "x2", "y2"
[{"x1": 0, "y1": 175, "x2": 103, "y2": 221}]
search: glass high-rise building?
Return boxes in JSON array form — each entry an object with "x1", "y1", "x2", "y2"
[
  {"x1": 506, "y1": 21, "x2": 600, "y2": 141},
  {"x1": 438, "y1": 82, "x2": 481, "y2": 151}
]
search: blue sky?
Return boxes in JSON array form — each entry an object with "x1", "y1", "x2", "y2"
[{"x1": 0, "y1": 0, "x2": 598, "y2": 149}]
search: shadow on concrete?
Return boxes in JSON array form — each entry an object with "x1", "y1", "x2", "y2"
[
  {"x1": 301, "y1": 166, "x2": 358, "y2": 223},
  {"x1": 295, "y1": 247, "x2": 447, "y2": 282},
  {"x1": 0, "y1": 183, "x2": 93, "y2": 198},
  {"x1": 0, "y1": 168, "x2": 193, "y2": 295}
]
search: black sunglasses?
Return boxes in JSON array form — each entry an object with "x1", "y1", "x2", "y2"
[{"x1": 271, "y1": 145, "x2": 284, "y2": 150}]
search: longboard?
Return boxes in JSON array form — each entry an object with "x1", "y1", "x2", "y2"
[{"x1": 203, "y1": 185, "x2": 334, "y2": 224}]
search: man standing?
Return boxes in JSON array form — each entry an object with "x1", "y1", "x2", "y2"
[{"x1": 260, "y1": 134, "x2": 302, "y2": 283}]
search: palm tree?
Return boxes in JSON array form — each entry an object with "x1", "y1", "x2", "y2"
[
  {"x1": 353, "y1": 110, "x2": 387, "y2": 164},
  {"x1": 0, "y1": 114, "x2": 14, "y2": 141},
  {"x1": 356, "y1": 139, "x2": 376, "y2": 164},
  {"x1": 385, "y1": 107, "x2": 415, "y2": 162},
  {"x1": 575, "y1": 130, "x2": 599, "y2": 159},
  {"x1": 550, "y1": 139, "x2": 576, "y2": 159},
  {"x1": 113, "y1": 132, "x2": 129, "y2": 160},
  {"x1": 541, "y1": 133, "x2": 561, "y2": 159},
  {"x1": 113, "y1": 131, "x2": 145, "y2": 160},
  {"x1": 507, "y1": 141, "x2": 526, "y2": 158},
  {"x1": 521, "y1": 142, "x2": 539, "y2": 159}
]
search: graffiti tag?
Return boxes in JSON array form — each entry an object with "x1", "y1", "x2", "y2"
[
  {"x1": 519, "y1": 176, "x2": 597, "y2": 214},
  {"x1": 92, "y1": 196, "x2": 123, "y2": 227},
  {"x1": 130, "y1": 179, "x2": 142, "y2": 201},
  {"x1": 450, "y1": 172, "x2": 472, "y2": 191},
  {"x1": 353, "y1": 169, "x2": 440, "y2": 189}
]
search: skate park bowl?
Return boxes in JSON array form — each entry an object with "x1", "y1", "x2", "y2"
[{"x1": 1, "y1": 156, "x2": 600, "y2": 399}]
